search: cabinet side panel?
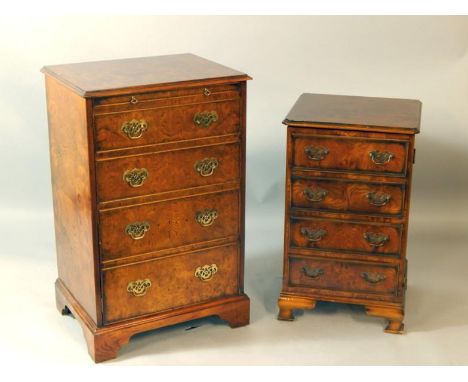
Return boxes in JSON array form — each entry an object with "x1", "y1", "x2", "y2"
[
  {"x1": 238, "y1": 81, "x2": 247, "y2": 293},
  {"x1": 45, "y1": 76, "x2": 98, "y2": 323}
]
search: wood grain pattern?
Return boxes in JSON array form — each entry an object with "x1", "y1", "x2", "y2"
[
  {"x1": 45, "y1": 54, "x2": 251, "y2": 361},
  {"x1": 94, "y1": 83, "x2": 239, "y2": 108},
  {"x1": 288, "y1": 256, "x2": 399, "y2": 296},
  {"x1": 278, "y1": 93, "x2": 420, "y2": 333},
  {"x1": 46, "y1": 76, "x2": 100, "y2": 324},
  {"x1": 99, "y1": 190, "x2": 240, "y2": 261},
  {"x1": 103, "y1": 244, "x2": 239, "y2": 323},
  {"x1": 291, "y1": 177, "x2": 405, "y2": 216},
  {"x1": 56, "y1": 278, "x2": 249, "y2": 362},
  {"x1": 96, "y1": 142, "x2": 240, "y2": 202},
  {"x1": 293, "y1": 133, "x2": 409, "y2": 176},
  {"x1": 284, "y1": 93, "x2": 421, "y2": 132},
  {"x1": 94, "y1": 99, "x2": 240, "y2": 151},
  {"x1": 41, "y1": 53, "x2": 251, "y2": 97},
  {"x1": 289, "y1": 217, "x2": 402, "y2": 256}
]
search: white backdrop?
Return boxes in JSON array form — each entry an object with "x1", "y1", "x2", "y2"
[{"x1": 1, "y1": 16, "x2": 467, "y2": 365}]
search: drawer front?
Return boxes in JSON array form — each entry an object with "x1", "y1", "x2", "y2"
[
  {"x1": 95, "y1": 99, "x2": 240, "y2": 151},
  {"x1": 293, "y1": 134, "x2": 408, "y2": 176},
  {"x1": 96, "y1": 143, "x2": 239, "y2": 202},
  {"x1": 100, "y1": 190, "x2": 240, "y2": 261},
  {"x1": 103, "y1": 244, "x2": 239, "y2": 323},
  {"x1": 94, "y1": 84, "x2": 239, "y2": 108},
  {"x1": 291, "y1": 177, "x2": 404, "y2": 216},
  {"x1": 290, "y1": 217, "x2": 401, "y2": 256},
  {"x1": 288, "y1": 256, "x2": 399, "y2": 295}
]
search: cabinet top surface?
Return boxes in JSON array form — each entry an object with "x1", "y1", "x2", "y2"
[
  {"x1": 284, "y1": 93, "x2": 421, "y2": 133},
  {"x1": 41, "y1": 53, "x2": 251, "y2": 97}
]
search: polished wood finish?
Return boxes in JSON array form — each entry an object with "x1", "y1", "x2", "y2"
[
  {"x1": 44, "y1": 54, "x2": 251, "y2": 362},
  {"x1": 41, "y1": 53, "x2": 251, "y2": 97},
  {"x1": 278, "y1": 93, "x2": 421, "y2": 333},
  {"x1": 289, "y1": 217, "x2": 402, "y2": 256},
  {"x1": 291, "y1": 177, "x2": 405, "y2": 216},
  {"x1": 103, "y1": 244, "x2": 239, "y2": 323},
  {"x1": 288, "y1": 256, "x2": 399, "y2": 295},
  {"x1": 99, "y1": 190, "x2": 240, "y2": 261},
  {"x1": 46, "y1": 76, "x2": 100, "y2": 323},
  {"x1": 284, "y1": 93, "x2": 421, "y2": 133},
  {"x1": 292, "y1": 133, "x2": 409, "y2": 176},
  {"x1": 94, "y1": 93, "x2": 241, "y2": 151},
  {"x1": 96, "y1": 142, "x2": 240, "y2": 202}
]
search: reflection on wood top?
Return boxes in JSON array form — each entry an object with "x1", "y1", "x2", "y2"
[
  {"x1": 284, "y1": 93, "x2": 421, "y2": 133},
  {"x1": 41, "y1": 53, "x2": 251, "y2": 97}
]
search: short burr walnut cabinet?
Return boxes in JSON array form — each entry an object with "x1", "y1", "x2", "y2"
[
  {"x1": 277, "y1": 93, "x2": 421, "y2": 333},
  {"x1": 42, "y1": 54, "x2": 251, "y2": 362}
]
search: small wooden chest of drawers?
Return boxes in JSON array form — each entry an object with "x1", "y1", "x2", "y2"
[
  {"x1": 42, "y1": 54, "x2": 251, "y2": 362},
  {"x1": 277, "y1": 93, "x2": 421, "y2": 333}
]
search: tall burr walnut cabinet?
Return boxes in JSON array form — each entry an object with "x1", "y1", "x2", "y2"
[
  {"x1": 278, "y1": 93, "x2": 421, "y2": 333},
  {"x1": 42, "y1": 54, "x2": 251, "y2": 362}
]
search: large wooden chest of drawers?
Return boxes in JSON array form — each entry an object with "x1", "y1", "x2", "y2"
[
  {"x1": 277, "y1": 93, "x2": 421, "y2": 333},
  {"x1": 42, "y1": 54, "x2": 251, "y2": 362}
]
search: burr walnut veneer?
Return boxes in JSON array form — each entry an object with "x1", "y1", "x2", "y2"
[
  {"x1": 42, "y1": 54, "x2": 251, "y2": 362},
  {"x1": 278, "y1": 93, "x2": 421, "y2": 333}
]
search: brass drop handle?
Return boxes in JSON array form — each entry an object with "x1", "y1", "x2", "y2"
[
  {"x1": 304, "y1": 145, "x2": 329, "y2": 161},
  {"x1": 302, "y1": 266, "x2": 324, "y2": 279},
  {"x1": 194, "y1": 158, "x2": 219, "y2": 177},
  {"x1": 193, "y1": 111, "x2": 218, "y2": 127},
  {"x1": 123, "y1": 168, "x2": 149, "y2": 188},
  {"x1": 203, "y1": 88, "x2": 211, "y2": 96},
  {"x1": 370, "y1": 150, "x2": 394, "y2": 165},
  {"x1": 304, "y1": 187, "x2": 328, "y2": 202},
  {"x1": 127, "y1": 279, "x2": 151, "y2": 297},
  {"x1": 195, "y1": 264, "x2": 218, "y2": 281},
  {"x1": 361, "y1": 272, "x2": 386, "y2": 284},
  {"x1": 364, "y1": 232, "x2": 389, "y2": 247},
  {"x1": 195, "y1": 209, "x2": 218, "y2": 227},
  {"x1": 121, "y1": 119, "x2": 148, "y2": 139},
  {"x1": 125, "y1": 221, "x2": 150, "y2": 240},
  {"x1": 130, "y1": 96, "x2": 138, "y2": 105},
  {"x1": 301, "y1": 227, "x2": 327, "y2": 242},
  {"x1": 367, "y1": 191, "x2": 391, "y2": 206}
]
